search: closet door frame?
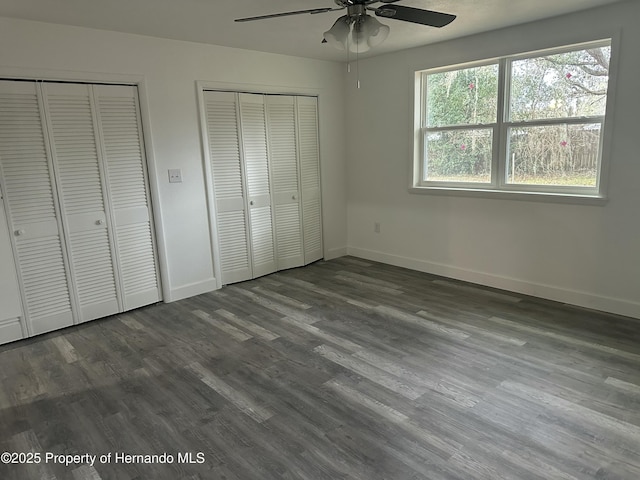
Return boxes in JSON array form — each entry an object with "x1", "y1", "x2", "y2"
[
  {"x1": 197, "y1": 82, "x2": 324, "y2": 288},
  {"x1": 0, "y1": 68, "x2": 167, "y2": 303}
]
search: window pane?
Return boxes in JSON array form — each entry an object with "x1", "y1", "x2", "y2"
[
  {"x1": 510, "y1": 45, "x2": 611, "y2": 121},
  {"x1": 507, "y1": 124, "x2": 601, "y2": 187},
  {"x1": 425, "y1": 129, "x2": 493, "y2": 183},
  {"x1": 426, "y1": 64, "x2": 499, "y2": 127}
]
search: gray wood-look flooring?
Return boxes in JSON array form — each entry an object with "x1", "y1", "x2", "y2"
[{"x1": 1, "y1": 257, "x2": 640, "y2": 480}]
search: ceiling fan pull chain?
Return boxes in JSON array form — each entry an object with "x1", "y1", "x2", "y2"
[{"x1": 356, "y1": 34, "x2": 361, "y2": 89}]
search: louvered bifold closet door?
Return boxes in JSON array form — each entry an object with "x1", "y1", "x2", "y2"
[
  {"x1": 0, "y1": 80, "x2": 74, "y2": 335},
  {"x1": 42, "y1": 83, "x2": 120, "y2": 322},
  {"x1": 296, "y1": 96, "x2": 323, "y2": 264},
  {"x1": 239, "y1": 94, "x2": 276, "y2": 278},
  {"x1": 204, "y1": 91, "x2": 251, "y2": 284},
  {"x1": 93, "y1": 85, "x2": 160, "y2": 310},
  {"x1": 266, "y1": 95, "x2": 304, "y2": 270}
]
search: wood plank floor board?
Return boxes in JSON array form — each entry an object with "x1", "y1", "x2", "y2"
[
  {"x1": 417, "y1": 309, "x2": 528, "y2": 346},
  {"x1": 1, "y1": 429, "x2": 59, "y2": 480},
  {"x1": 321, "y1": 377, "x2": 463, "y2": 462},
  {"x1": 324, "y1": 424, "x2": 431, "y2": 480},
  {"x1": 191, "y1": 309, "x2": 253, "y2": 342},
  {"x1": 2, "y1": 257, "x2": 639, "y2": 479},
  {"x1": 495, "y1": 305, "x2": 640, "y2": 350},
  {"x1": 231, "y1": 360, "x2": 348, "y2": 436},
  {"x1": 213, "y1": 308, "x2": 280, "y2": 341},
  {"x1": 100, "y1": 411, "x2": 171, "y2": 480},
  {"x1": 298, "y1": 443, "x2": 387, "y2": 480},
  {"x1": 332, "y1": 274, "x2": 404, "y2": 296},
  {"x1": 432, "y1": 279, "x2": 523, "y2": 303},
  {"x1": 416, "y1": 388, "x2": 624, "y2": 478},
  {"x1": 253, "y1": 278, "x2": 338, "y2": 311},
  {"x1": 486, "y1": 315, "x2": 640, "y2": 361},
  {"x1": 425, "y1": 415, "x2": 564, "y2": 480},
  {"x1": 265, "y1": 336, "x2": 348, "y2": 381},
  {"x1": 605, "y1": 376, "x2": 640, "y2": 395},
  {"x1": 250, "y1": 285, "x2": 313, "y2": 311},
  {"x1": 525, "y1": 413, "x2": 640, "y2": 478},
  {"x1": 335, "y1": 270, "x2": 403, "y2": 290},
  {"x1": 314, "y1": 316, "x2": 416, "y2": 359},
  {"x1": 524, "y1": 300, "x2": 640, "y2": 342},
  {"x1": 62, "y1": 401, "x2": 118, "y2": 466},
  {"x1": 187, "y1": 293, "x2": 288, "y2": 341},
  {"x1": 273, "y1": 271, "x2": 379, "y2": 311},
  {"x1": 259, "y1": 383, "x2": 345, "y2": 449},
  {"x1": 512, "y1": 370, "x2": 640, "y2": 426},
  {"x1": 461, "y1": 339, "x2": 603, "y2": 389},
  {"x1": 190, "y1": 289, "x2": 269, "y2": 319},
  {"x1": 229, "y1": 285, "x2": 318, "y2": 324},
  {"x1": 217, "y1": 406, "x2": 344, "y2": 480}
]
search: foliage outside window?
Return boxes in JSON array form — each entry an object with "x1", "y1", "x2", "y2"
[{"x1": 415, "y1": 40, "x2": 612, "y2": 196}]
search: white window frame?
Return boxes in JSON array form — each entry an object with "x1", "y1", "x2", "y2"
[{"x1": 411, "y1": 39, "x2": 614, "y2": 203}]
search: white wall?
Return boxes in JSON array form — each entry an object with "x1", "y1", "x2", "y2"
[
  {"x1": 0, "y1": 17, "x2": 348, "y2": 302},
  {"x1": 346, "y1": 0, "x2": 640, "y2": 318}
]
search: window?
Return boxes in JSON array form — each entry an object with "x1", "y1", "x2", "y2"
[{"x1": 414, "y1": 40, "x2": 613, "y2": 198}]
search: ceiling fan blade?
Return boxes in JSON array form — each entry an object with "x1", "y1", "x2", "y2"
[
  {"x1": 375, "y1": 5, "x2": 456, "y2": 27},
  {"x1": 235, "y1": 7, "x2": 341, "y2": 23}
]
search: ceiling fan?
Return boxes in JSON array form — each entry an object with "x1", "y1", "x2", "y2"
[{"x1": 235, "y1": 1, "x2": 456, "y2": 53}]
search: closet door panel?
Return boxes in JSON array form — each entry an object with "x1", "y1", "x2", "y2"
[
  {"x1": 296, "y1": 96, "x2": 323, "y2": 264},
  {"x1": 239, "y1": 94, "x2": 276, "y2": 277},
  {"x1": 217, "y1": 209, "x2": 251, "y2": 284},
  {"x1": 94, "y1": 85, "x2": 160, "y2": 310},
  {"x1": 0, "y1": 80, "x2": 74, "y2": 335},
  {"x1": 266, "y1": 95, "x2": 303, "y2": 270},
  {"x1": 249, "y1": 205, "x2": 276, "y2": 278},
  {"x1": 0, "y1": 197, "x2": 24, "y2": 344},
  {"x1": 43, "y1": 83, "x2": 119, "y2": 322},
  {"x1": 204, "y1": 91, "x2": 251, "y2": 284}
]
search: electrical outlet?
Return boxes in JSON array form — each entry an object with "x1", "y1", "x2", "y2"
[
  {"x1": 374, "y1": 222, "x2": 381, "y2": 234},
  {"x1": 168, "y1": 169, "x2": 182, "y2": 183}
]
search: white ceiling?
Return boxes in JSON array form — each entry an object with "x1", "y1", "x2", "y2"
[{"x1": 0, "y1": 0, "x2": 626, "y2": 61}]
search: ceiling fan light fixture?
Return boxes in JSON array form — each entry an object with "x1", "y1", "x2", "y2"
[
  {"x1": 349, "y1": 20, "x2": 371, "y2": 53},
  {"x1": 323, "y1": 15, "x2": 350, "y2": 50},
  {"x1": 362, "y1": 15, "x2": 389, "y2": 47}
]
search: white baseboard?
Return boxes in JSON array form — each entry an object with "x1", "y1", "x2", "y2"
[
  {"x1": 325, "y1": 246, "x2": 348, "y2": 260},
  {"x1": 347, "y1": 246, "x2": 640, "y2": 320},
  {"x1": 167, "y1": 278, "x2": 219, "y2": 303}
]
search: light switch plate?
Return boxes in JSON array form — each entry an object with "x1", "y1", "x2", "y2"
[{"x1": 168, "y1": 169, "x2": 182, "y2": 183}]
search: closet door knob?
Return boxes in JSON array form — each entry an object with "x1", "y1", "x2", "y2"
[
  {"x1": 292, "y1": 195, "x2": 297, "y2": 200},
  {"x1": 15, "y1": 229, "x2": 25, "y2": 236},
  {"x1": 96, "y1": 219, "x2": 104, "y2": 225}
]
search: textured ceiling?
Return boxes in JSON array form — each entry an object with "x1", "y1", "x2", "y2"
[{"x1": 0, "y1": 0, "x2": 627, "y2": 61}]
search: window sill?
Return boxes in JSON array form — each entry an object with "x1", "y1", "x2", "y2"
[{"x1": 408, "y1": 186, "x2": 608, "y2": 205}]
